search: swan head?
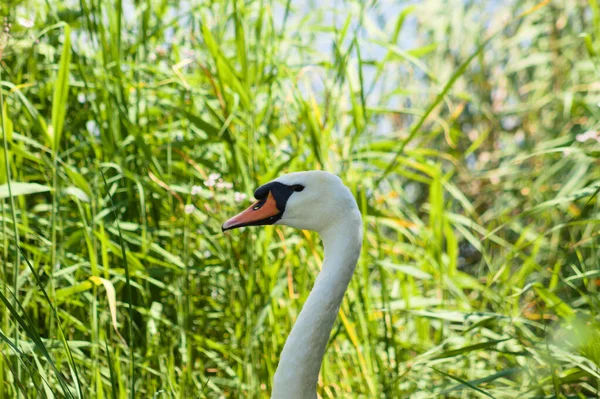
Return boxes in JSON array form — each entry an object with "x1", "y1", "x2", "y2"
[{"x1": 222, "y1": 170, "x2": 360, "y2": 234}]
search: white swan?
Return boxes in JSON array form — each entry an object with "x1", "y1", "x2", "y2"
[{"x1": 223, "y1": 170, "x2": 363, "y2": 399}]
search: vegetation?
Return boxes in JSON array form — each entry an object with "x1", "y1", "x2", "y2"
[{"x1": 0, "y1": 0, "x2": 599, "y2": 397}]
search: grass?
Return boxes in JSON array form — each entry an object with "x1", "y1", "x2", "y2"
[{"x1": 0, "y1": 0, "x2": 599, "y2": 397}]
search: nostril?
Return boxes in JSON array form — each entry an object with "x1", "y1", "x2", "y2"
[{"x1": 252, "y1": 198, "x2": 267, "y2": 211}]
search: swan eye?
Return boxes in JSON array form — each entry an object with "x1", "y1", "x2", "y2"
[{"x1": 291, "y1": 184, "x2": 304, "y2": 192}]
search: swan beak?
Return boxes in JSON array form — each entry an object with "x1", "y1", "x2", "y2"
[{"x1": 222, "y1": 192, "x2": 281, "y2": 231}]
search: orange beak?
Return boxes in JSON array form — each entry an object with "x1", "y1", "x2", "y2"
[{"x1": 222, "y1": 192, "x2": 281, "y2": 231}]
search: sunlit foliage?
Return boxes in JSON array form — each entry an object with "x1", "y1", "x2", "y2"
[{"x1": 0, "y1": 0, "x2": 599, "y2": 397}]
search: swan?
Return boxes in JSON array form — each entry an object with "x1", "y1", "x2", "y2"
[{"x1": 222, "y1": 170, "x2": 363, "y2": 399}]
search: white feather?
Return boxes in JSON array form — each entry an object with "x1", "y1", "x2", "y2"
[{"x1": 266, "y1": 171, "x2": 363, "y2": 399}]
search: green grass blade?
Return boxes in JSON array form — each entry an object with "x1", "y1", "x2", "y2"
[
  {"x1": 99, "y1": 168, "x2": 135, "y2": 397},
  {"x1": 432, "y1": 367, "x2": 497, "y2": 399},
  {"x1": 50, "y1": 23, "x2": 72, "y2": 153}
]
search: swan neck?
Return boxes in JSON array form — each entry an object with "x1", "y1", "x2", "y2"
[{"x1": 271, "y1": 214, "x2": 362, "y2": 399}]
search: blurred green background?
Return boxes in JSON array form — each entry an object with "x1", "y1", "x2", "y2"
[{"x1": 0, "y1": 0, "x2": 599, "y2": 397}]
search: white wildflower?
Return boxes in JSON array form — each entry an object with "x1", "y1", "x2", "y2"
[
  {"x1": 576, "y1": 130, "x2": 598, "y2": 142},
  {"x1": 184, "y1": 204, "x2": 195, "y2": 214},
  {"x1": 191, "y1": 185, "x2": 202, "y2": 196},
  {"x1": 216, "y1": 181, "x2": 233, "y2": 190},
  {"x1": 205, "y1": 179, "x2": 216, "y2": 187},
  {"x1": 17, "y1": 17, "x2": 34, "y2": 28},
  {"x1": 205, "y1": 173, "x2": 221, "y2": 187},
  {"x1": 86, "y1": 120, "x2": 100, "y2": 137},
  {"x1": 234, "y1": 192, "x2": 247, "y2": 202}
]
